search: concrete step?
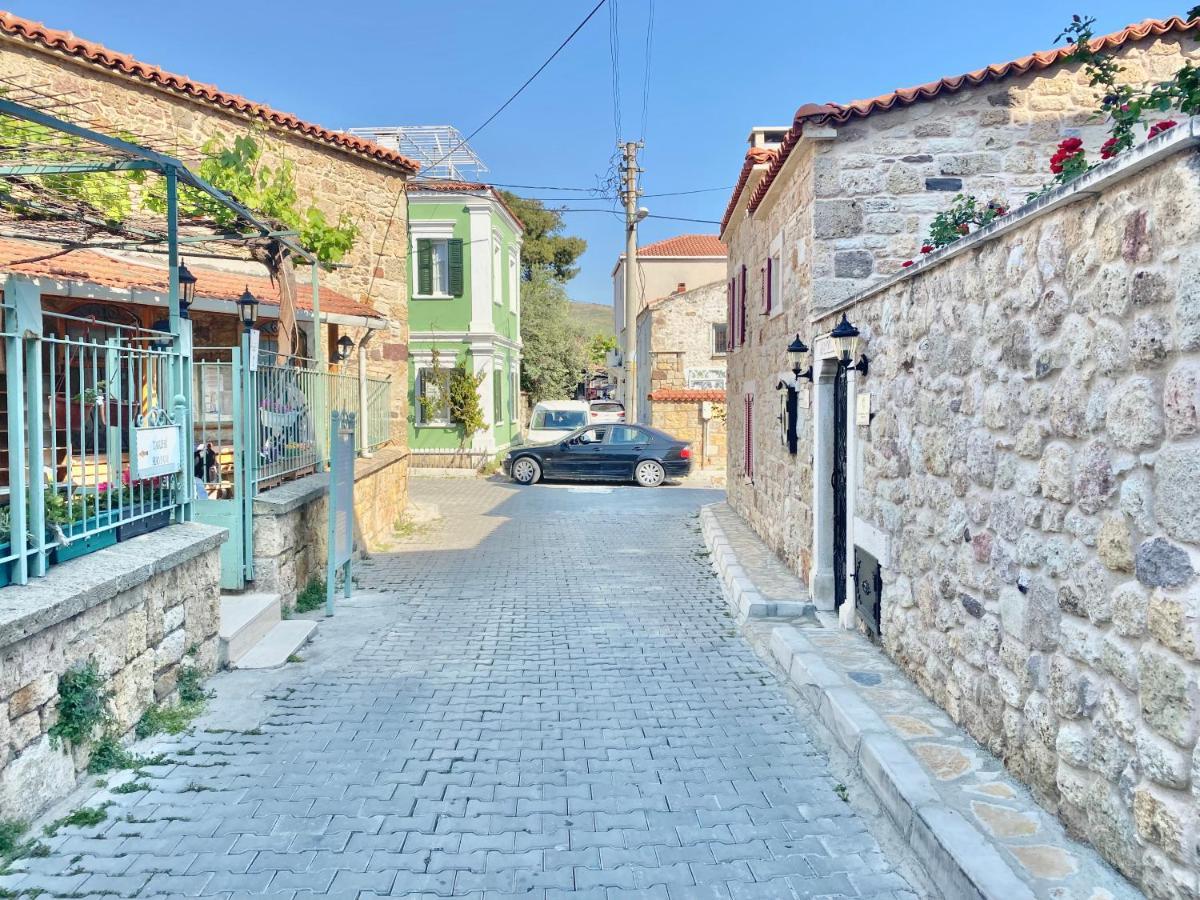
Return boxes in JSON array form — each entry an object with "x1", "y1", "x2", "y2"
[
  {"x1": 232, "y1": 619, "x2": 318, "y2": 670},
  {"x1": 218, "y1": 593, "x2": 281, "y2": 667}
]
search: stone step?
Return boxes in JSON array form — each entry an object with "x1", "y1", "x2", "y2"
[
  {"x1": 218, "y1": 592, "x2": 281, "y2": 667},
  {"x1": 232, "y1": 620, "x2": 317, "y2": 669}
]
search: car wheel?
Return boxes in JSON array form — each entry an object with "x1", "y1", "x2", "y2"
[
  {"x1": 634, "y1": 460, "x2": 665, "y2": 487},
  {"x1": 511, "y1": 456, "x2": 541, "y2": 485}
]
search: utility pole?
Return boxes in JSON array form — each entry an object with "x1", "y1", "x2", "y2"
[{"x1": 620, "y1": 140, "x2": 644, "y2": 424}]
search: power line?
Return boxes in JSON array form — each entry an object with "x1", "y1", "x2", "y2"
[
  {"x1": 608, "y1": 0, "x2": 622, "y2": 143},
  {"x1": 642, "y1": 185, "x2": 733, "y2": 198},
  {"x1": 366, "y1": 0, "x2": 608, "y2": 301},
  {"x1": 639, "y1": 0, "x2": 655, "y2": 141}
]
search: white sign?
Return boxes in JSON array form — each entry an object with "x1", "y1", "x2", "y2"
[
  {"x1": 856, "y1": 393, "x2": 872, "y2": 426},
  {"x1": 686, "y1": 367, "x2": 726, "y2": 390},
  {"x1": 133, "y1": 425, "x2": 181, "y2": 479},
  {"x1": 248, "y1": 328, "x2": 261, "y2": 372}
]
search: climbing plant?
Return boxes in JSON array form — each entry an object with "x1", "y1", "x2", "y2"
[{"x1": 417, "y1": 347, "x2": 486, "y2": 444}]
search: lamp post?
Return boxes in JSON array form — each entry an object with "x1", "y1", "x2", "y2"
[
  {"x1": 237, "y1": 286, "x2": 259, "y2": 334},
  {"x1": 177, "y1": 261, "x2": 196, "y2": 320},
  {"x1": 238, "y1": 286, "x2": 259, "y2": 509}
]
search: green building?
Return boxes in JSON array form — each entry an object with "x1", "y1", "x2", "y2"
[{"x1": 406, "y1": 182, "x2": 523, "y2": 466}]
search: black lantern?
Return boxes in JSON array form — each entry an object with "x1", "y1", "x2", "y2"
[
  {"x1": 830, "y1": 313, "x2": 869, "y2": 376},
  {"x1": 177, "y1": 260, "x2": 196, "y2": 319},
  {"x1": 336, "y1": 334, "x2": 355, "y2": 362},
  {"x1": 787, "y1": 333, "x2": 813, "y2": 382},
  {"x1": 237, "y1": 286, "x2": 258, "y2": 332}
]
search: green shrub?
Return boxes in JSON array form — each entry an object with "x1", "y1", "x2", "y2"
[
  {"x1": 294, "y1": 578, "x2": 326, "y2": 613},
  {"x1": 176, "y1": 666, "x2": 210, "y2": 705},
  {"x1": 48, "y1": 661, "x2": 110, "y2": 748}
]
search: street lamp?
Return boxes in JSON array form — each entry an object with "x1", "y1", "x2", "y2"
[
  {"x1": 336, "y1": 334, "x2": 355, "y2": 362},
  {"x1": 237, "y1": 286, "x2": 258, "y2": 333},
  {"x1": 177, "y1": 261, "x2": 196, "y2": 319},
  {"x1": 787, "y1": 333, "x2": 813, "y2": 382},
  {"x1": 830, "y1": 313, "x2": 869, "y2": 376}
]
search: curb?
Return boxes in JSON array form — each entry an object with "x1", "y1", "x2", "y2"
[
  {"x1": 700, "y1": 503, "x2": 1035, "y2": 900},
  {"x1": 699, "y1": 505, "x2": 814, "y2": 622}
]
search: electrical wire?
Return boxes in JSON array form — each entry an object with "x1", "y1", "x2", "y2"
[
  {"x1": 608, "y1": 0, "x2": 622, "y2": 144},
  {"x1": 638, "y1": 0, "x2": 655, "y2": 142},
  {"x1": 365, "y1": 0, "x2": 608, "y2": 301}
]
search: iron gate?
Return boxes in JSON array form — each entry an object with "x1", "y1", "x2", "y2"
[{"x1": 832, "y1": 365, "x2": 848, "y2": 610}]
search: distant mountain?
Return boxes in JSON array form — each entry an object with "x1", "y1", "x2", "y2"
[{"x1": 570, "y1": 301, "x2": 614, "y2": 337}]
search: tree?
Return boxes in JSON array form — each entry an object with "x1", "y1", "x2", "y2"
[
  {"x1": 500, "y1": 191, "x2": 587, "y2": 282},
  {"x1": 587, "y1": 333, "x2": 617, "y2": 366},
  {"x1": 520, "y1": 270, "x2": 589, "y2": 403}
]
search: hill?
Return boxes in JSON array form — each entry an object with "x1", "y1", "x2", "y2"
[{"x1": 570, "y1": 301, "x2": 614, "y2": 338}]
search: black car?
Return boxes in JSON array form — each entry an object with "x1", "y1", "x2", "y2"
[{"x1": 503, "y1": 423, "x2": 692, "y2": 487}]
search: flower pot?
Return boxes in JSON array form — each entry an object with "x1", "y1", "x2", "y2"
[
  {"x1": 0, "y1": 541, "x2": 11, "y2": 588},
  {"x1": 49, "y1": 510, "x2": 119, "y2": 564},
  {"x1": 116, "y1": 508, "x2": 171, "y2": 542}
]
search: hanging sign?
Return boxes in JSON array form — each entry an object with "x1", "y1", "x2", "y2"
[
  {"x1": 248, "y1": 328, "x2": 261, "y2": 372},
  {"x1": 133, "y1": 424, "x2": 182, "y2": 479}
]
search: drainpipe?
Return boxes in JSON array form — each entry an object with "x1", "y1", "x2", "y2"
[{"x1": 357, "y1": 329, "x2": 375, "y2": 458}]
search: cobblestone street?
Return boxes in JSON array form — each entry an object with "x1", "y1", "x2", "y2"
[{"x1": 4, "y1": 478, "x2": 919, "y2": 899}]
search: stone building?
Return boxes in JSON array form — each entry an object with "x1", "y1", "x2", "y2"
[
  {"x1": 636, "y1": 280, "x2": 727, "y2": 470},
  {"x1": 611, "y1": 234, "x2": 727, "y2": 407},
  {"x1": 719, "y1": 15, "x2": 1200, "y2": 897},
  {"x1": 0, "y1": 11, "x2": 418, "y2": 820}
]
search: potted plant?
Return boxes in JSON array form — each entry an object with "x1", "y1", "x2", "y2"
[
  {"x1": 115, "y1": 475, "x2": 174, "y2": 542},
  {"x1": 0, "y1": 504, "x2": 12, "y2": 587},
  {"x1": 47, "y1": 486, "x2": 118, "y2": 565}
]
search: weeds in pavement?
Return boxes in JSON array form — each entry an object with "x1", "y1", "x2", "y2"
[
  {"x1": 43, "y1": 804, "x2": 111, "y2": 837},
  {"x1": 294, "y1": 578, "x2": 326, "y2": 613},
  {"x1": 834, "y1": 783, "x2": 850, "y2": 802}
]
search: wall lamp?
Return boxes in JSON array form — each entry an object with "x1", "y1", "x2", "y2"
[
  {"x1": 177, "y1": 260, "x2": 196, "y2": 319},
  {"x1": 336, "y1": 334, "x2": 355, "y2": 362},
  {"x1": 237, "y1": 286, "x2": 259, "y2": 333},
  {"x1": 787, "y1": 334, "x2": 813, "y2": 382},
  {"x1": 830, "y1": 313, "x2": 869, "y2": 376}
]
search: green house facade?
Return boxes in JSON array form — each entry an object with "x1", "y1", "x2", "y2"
[{"x1": 407, "y1": 182, "x2": 523, "y2": 464}]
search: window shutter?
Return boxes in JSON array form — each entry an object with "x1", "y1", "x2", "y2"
[
  {"x1": 739, "y1": 265, "x2": 748, "y2": 345},
  {"x1": 417, "y1": 240, "x2": 433, "y2": 295},
  {"x1": 743, "y1": 394, "x2": 754, "y2": 479},
  {"x1": 727, "y1": 279, "x2": 735, "y2": 349},
  {"x1": 766, "y1": 257, "x2": 773, "y2": 314},
  {"x1": 447, "y1": 239, "x2": 464, "y2": 296},
  {"x1": 761, "y1": 264, "x2": 768, "y2": 314}
]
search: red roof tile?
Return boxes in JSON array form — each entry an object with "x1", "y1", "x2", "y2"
[
  {"x1": 0, "y1": 239, "x2": 378, "y2": 320},
  {"x1": 0, "y1": 12, "x2": 420, "y2": 175},
  {"x1": 409, "y1": 180, "x2": 525, "y2": 232},
  {"x1": 648, "y1": 388, "x2": 726, "y2": 402},
  {"x1": 637, "y1": 234, "x2": 727, "y2": 258},
  {"x1": 725, "y1": 16, "x2": 1200, "y2": 229},
  {"x1": 720, "y1": 147, "x2": 777, "y2": 234}
]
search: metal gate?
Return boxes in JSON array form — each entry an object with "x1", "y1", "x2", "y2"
[
  {"x1": 192, "y1": 348, "x2": 254, "y2": 590},
  {"x1": 832, "y1": 365, "x2": 848, "y2": 610}
]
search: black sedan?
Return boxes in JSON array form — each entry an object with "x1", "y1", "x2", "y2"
[{"x1": 504, "y1": 423, "x2": 692, "y2": 487}]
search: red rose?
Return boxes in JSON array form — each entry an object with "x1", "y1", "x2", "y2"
[
  {"x1": 1058, "y1": 137, "x2": 1083, "y2": 153},
  {"x1": 901, "y1": 260, "x2": 914, "y2": 268},
  {"x1": 1100, "y1": 137, "x2": 1119, "y2": 160},
  {"x1": 958, "y1": 223, "x2": 970, "y2": 235},
  {"x1": 1147, "y1": 119, "x2": 1178, "y2": 138}
]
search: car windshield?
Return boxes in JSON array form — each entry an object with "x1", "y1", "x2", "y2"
[
  {"x1": 532, "y1": 409, "x2": 587, "y2": 429},
  {"x1": 591, "y1": 403, "x2": 623, "y2": 413}
]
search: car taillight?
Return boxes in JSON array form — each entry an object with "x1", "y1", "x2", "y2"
[
  {"x1": 680, "y1": 447, "x2": 691, "y2": 459},
  {"x1": 590, "y1": 411, "x2": 598, "y2": 417}
]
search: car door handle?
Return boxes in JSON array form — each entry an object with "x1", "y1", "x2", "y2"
[{"x1": 632, "y1": 445, "x2": 645, "y2": 451}]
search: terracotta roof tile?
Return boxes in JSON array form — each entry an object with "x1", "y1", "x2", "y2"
[
  {"x1": 0, "y1": 12, "x2": 420, "y2": 175},
  {"x1": 720, "y1": 147, "x2": 777, "y2": 234},
  {"x1": 648, "y1": 388, "x2": 726, "y2": 402},
  {"x1": 637, "y1": 234, "x2": 727, "y2": 257},
  {"x1": 409, "y1": 180, "x2": 525, "y2": 232},
  {"x1": 725, "y1": 16, "x2": 1200, "y2": 229},
  {"x1": 0, "y1": 239, "x2": 377, "y2": 319}
]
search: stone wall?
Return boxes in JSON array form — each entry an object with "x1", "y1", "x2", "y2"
[
  {"x1": 648, "y1": 398, "x2": 727, "y2": 471},
  {"x1": 0, "y1": 37, "x2": 412, "y2": 442},
  {"x1": 790, "y1": 146, "x2": 1199, "y2": 897},
  {"x1": 252, "y1": 450, "x2": 406, "y2": 607},
  {"x1": 0, "y1": 524, "x2": 225, "y2": 820}
]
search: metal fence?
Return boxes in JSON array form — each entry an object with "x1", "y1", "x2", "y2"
[{"x1": 2, "y1": 312, "x2": 185, "y2": 585}]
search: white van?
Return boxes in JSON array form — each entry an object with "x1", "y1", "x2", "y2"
[{"x1": 525, "y1": 400, "x2": 590, "y2": 445}]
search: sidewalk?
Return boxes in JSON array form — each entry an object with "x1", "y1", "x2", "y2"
[{"x1": 702, "y1": 502, "x2": 1139, "y2": 900}]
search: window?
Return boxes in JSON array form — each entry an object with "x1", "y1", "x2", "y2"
[
  {"x1": 610, "y1": 425, "x2": 648, "y2": 444},
  {"x1": 415, "y1": 238, "x2": 463, "y2": 298},
  {"x1": 416, "y1": 367, "x2": 450, "y2": 425},
  {"x1": 509, "y1": 250, "x2": 519, "y2": 315},
  {"x1": 533, "y1": 409, "x2": 587, "y2": 430},
  {"x1": 713, "y1": 323, "x2": 728, "y2": 355},
  {"x1": 493, "y1": 367, "x2": 503, "y2": 424},
  {"x1": 492, "y1": 234, "x2": 503, "y2": 304},
  {"x1": 577, "y1": 426, "x2": 609, "y2": 443}
]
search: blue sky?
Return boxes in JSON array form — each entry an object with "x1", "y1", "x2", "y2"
[{"x1": 9, "y1": 0, "x2": 1173, "y2": 304}]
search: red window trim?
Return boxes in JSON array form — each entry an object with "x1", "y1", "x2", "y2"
[{"x1": 739, "y1": 264, "x2": 747, "y2": 345}]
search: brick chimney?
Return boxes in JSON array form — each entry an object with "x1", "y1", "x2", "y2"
[{"x1": 675, "y1": 282, "x2": 686, "y2": 293}]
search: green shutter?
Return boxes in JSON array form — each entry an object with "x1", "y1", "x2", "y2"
[
  {"x1": 447, "y1": 239, "x2": 464, "y2": 297},
  {"x1": 416, "y1": 239, "x2": 433, "y2": 296}
]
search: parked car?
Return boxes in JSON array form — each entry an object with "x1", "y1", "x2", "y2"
[
  {"x1": 503, "y1": 423, "x2": 692, "y2": 487},
  {"x1": 525, "y1": 400, "x2": 590, "y2": 444},
  {"x1": 588, "y1": 400, "x2": 625, "y2": 423}
]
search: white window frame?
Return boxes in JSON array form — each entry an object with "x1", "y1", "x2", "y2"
[
  {"x1": 414, "y1": 365, "x2": 451, "y2": 426},
  {"x1": 768, "y1": 231, "x2": 784, "y2": 318},
  {"x1": 411, "y1": 221, "x2": 457, "y2": 300},
  {"x1": 492, "y1": 231, "x2": 504, "y2": 305},
  {"x1": 509, "y1": 363, "x2": 519, "y2": 423}
]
